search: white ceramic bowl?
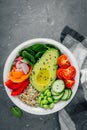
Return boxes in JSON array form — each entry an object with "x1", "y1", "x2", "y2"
[{"x1": 3, "y1": 38, "x2": 80, "y2": 115}]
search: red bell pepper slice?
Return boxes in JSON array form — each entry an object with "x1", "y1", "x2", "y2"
[
  {"x1": 11, "y1": 79, "x2": 29, "y2": 96},
  {"x1": 5, "y1": 80, "x2": 14, "y2": 88},
  {"x1": 5, "y1": 80, "x2": 23, "y2": 90}
]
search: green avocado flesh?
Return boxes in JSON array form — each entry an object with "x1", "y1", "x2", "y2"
[{"x1": 30, "y1": 48, "x2": 60, "y2": 92}]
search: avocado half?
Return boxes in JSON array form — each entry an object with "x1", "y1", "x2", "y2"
[{"x1": 30, "y1": 48, "x2": 60, "y2": 92}]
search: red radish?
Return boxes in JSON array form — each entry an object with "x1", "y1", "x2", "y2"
[
  {"x1": 16, "y1": 61, "x2": 22, "y2": 69},
  {"x1": 15, "y1": 61, "x2": 29, "y2": 74},
  {"x1": 15, "y1": 56, "x2": 23, "y2": 61},
  {"x1": 20, "y1": 59, "x2": 28, "y2": 64},
  {"x1": 21, "y1": 63, "x2": 29, "y2": 74}
]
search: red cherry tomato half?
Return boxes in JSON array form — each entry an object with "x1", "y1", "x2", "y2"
[
  {"x1": 62, "y1": 66, "x2": 76, "y2": 80},
  {"x1": 65, "y1": 79, "x2": 75, "y2": 88},
  {"x1": 58, "y1": 54, "x2": 71, "y2": 68},
  {"x1": 56, "y1": 68, "x2": 64, "y2": 79}
]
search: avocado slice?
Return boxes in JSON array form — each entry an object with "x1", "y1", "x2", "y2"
[{"x1": 30, "y1": 48, "x2": 60, "y2": 92}]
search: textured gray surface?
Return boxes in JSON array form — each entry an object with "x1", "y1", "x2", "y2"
[{"x1": 0, "y1": 0, "x2": 87, "y2": 130}]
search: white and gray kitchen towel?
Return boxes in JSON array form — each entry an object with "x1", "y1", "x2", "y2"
[{"x1": 58, "y1": 26, "x2": 87, "y2": 130}]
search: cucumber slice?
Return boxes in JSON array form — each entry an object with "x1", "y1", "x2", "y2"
[
  {"x1": 61, "y1": 89, "x2": 69, "y2": 100},
  {"x1": 51, "y1": 89, "x2": 60, "y2": 96},
  {"x1": 53, "y1": 92, "x2": 64, "y2": 100},
  {"x1": 52, "y1": 80, "x2": 65, "y2": 93},
  {"x1": 67, "y1": 89, "x2": 72, "y2": 100}
]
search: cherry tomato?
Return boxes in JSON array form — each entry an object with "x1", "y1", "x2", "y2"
[
  {"x1": 62, "y1": 66, "x2": 76, "y2": 80},
  {"x1": 58, "y1": 54, "x2": 71, "y2": 68},
  {"x1": 65, "y1": 79, "x2": 75, "y2": 88},
  {"x1": 57, "y1": 68, "x2": 64, "y2": 79}
]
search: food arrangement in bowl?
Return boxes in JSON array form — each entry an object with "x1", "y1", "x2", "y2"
[{"x1": 3, "y1": 39, "x2": 79, "y2": 115}]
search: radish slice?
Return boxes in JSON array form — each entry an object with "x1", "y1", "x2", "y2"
[
  {"x1": 15, "y1": 61, "x2": 29, "y2": 74},
  {"x1": 15, "y1": 68, "x2": 23, "y2": 72},
  {"x1": 16, "y1": 61, "x2": 22, "y2": 69},
  {"x1": 20, "y1": 59, "x2": 28, "y2": 64},
  {"x1": 20, "y1": 63, "x2": 29, "y2": 74},
  {"x1": 15, "y1": 56, "x2": 23, "y2": 61}
]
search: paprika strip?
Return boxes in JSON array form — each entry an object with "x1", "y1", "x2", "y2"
[
  {"x1": 5, "y1": 80, "x2": 27, "y2": 90},
  {"x1": 10, "y1": 82, "x2": 24, "y2": 90},
  {"x1": 5, "y1": 80, "x2": 14, "y2": 88},
  {"x1": 11, "y1": 79, "x2": 29, "y2": 96}
]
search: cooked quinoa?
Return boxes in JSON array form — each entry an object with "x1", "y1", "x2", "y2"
[{"x1": 18, "y1": 84, "x2": 40, "y2": 107}]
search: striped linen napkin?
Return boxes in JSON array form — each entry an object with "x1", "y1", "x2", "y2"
[{"x1": 58, "y1": 26, "x2": 87, "y2": 130}]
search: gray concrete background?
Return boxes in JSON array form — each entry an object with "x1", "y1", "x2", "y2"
[{"x1": 0, "y1": 0, "x2": 87, "y2": 130}]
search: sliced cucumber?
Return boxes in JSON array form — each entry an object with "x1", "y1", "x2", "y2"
[
  {"x1": 51, "y1": 89, "x2": 58, "y2": 96},
  {"x1": 61, "y1": 89, "x2": 69, "y2": 100},
  {"x1": 51, "y1": 89, "x2": 60, "y2": 96},
  {"x1": 67, "y1": 89, "x2": 72, "y2": 100},
  {"x1": 53, "y1": 92, "x2": 64, "y2": 100},
  {"x1": 52, "y1": 80, "x2": 65, "y2": 93}
]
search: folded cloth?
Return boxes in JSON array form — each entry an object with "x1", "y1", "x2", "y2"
[{"x1": 58, "y1": 26, "x2": 87, "y2": 130}]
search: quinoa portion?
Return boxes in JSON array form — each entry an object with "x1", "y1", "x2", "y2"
[{"x1": 18, "y1": 84, "x2": 40, "y2": 107}]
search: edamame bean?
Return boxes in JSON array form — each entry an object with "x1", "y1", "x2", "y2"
[
  {"x1": 43, "y1": 105, "x2": 49, "y2": 109},
  {"x1": 46, "y1": 91, "x2": 51, "y2": 97},
  {"x1": 49, "y1": 103, "x2": 54, "y2": 109},
  {"x1": 37, "y1": 96, "x2": 42, "y2": 104},
  {"x1": 44, "y1": 96, "x2": 47, "y2": 100},
  {"x1": 54, "y1": 99, "x2": 59, "y2": 103},
  {"x1": 44, "y1": 89, "x2": 49, "y2": 95},
  {"x1": 47, "y1": 97, "x2": 53, "y2": 103},
  {"x1": 40, "y1": 93, "x2": 44, "y2": 99},
  {"x1": 42, "y1": 99, "x2": 48, "y2": 105},
  {"x1": 38, "y1": 88, "x2": 56, "y2": 109},
  {"x1": 40, "y1": 102, "x2": 44, "y2": 108}
]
